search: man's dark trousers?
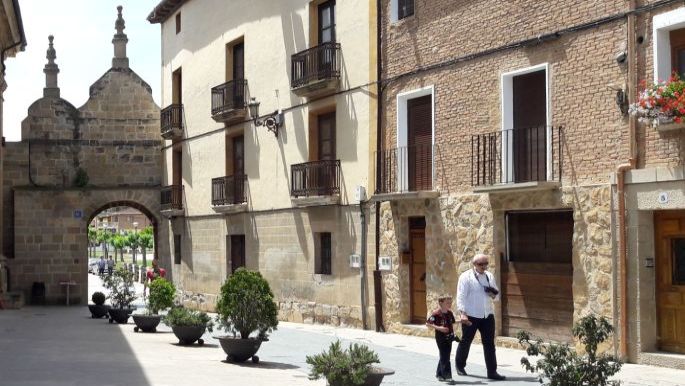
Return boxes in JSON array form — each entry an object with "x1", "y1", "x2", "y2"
[
  {"x1": 455, "y1": 314, "x2": 497, "y2": 375},
  {"x1": 435, "y1": 335, "x2": 453, "y2": 379}
]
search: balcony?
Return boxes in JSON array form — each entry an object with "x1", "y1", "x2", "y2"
[
  {"x1": 471, "y1": 126, "x2": 563, "y2": 193},
  {"x1": 373, "y1": 144, "x2": 440, "y2": 201},
  {"x1": 291, "y1": 42, "x2": 341, "y2": 98},
  {"x1": 160, "y1": 185, "x2": 184, "y2": 217},
  {"x1": 291, "y1": 159, "x2": 341, "y2": 206},
  {"x1": 211, "y1": 175, "x2": 248, "y2": 213},
  {"x1": 160, "y1": 104, "x2": 184, "y2": 140},
  {"x1": 211, "y1": 79, "x2": 248, "y2": 124}
]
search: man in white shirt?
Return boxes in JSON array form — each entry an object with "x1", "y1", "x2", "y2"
[{"x1": 455, "y1": 253, "x2": 505, "y2": 381}]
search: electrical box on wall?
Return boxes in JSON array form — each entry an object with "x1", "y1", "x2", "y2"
[
  {"x1": 349, "y1": 254, "x2": 361, "y2": 268},
  {"x1": 378, "y1": 256, "x2": 392, "y2": 271},
  {"x1": 354, "y1": 186, "x2": 367, "y2": 202}
]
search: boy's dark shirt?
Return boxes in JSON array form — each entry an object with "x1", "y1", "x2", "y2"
[{"x1": 427, "y1": 309, "x2": 456, "y2": 339}]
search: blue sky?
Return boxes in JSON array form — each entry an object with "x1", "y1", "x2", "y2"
[{"x1": 4, "y1": 0, "x2": 161, "y2": 141}]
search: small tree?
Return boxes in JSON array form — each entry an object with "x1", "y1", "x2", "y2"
[
  {"x1": 139, "y1": 227, "x2": 154, "y2": 267},
  {"x1": 88, "y1": 226, "x2": 97, "y2": 258},
  {"x1": 103, "y1": 266, "x2": 137, "y2": 309},
  {"x1": 518, "y1": 315, "x2": 622, "y2": 386},
  {"x1": 126, "y1": 231, "x2": 141, "y2": 264},
  {"x1": 215, "y1": 268, "x2": 278, "y2": 339},
  {"x1": 111, "y1": 234, "x2": 125, "y2": 263},
  {"x1": 147, "y1": 278, "x2": 175, "y2": 315},
  {"x1": 306, "y1": 340, "x2": 380, "y2": 386}
]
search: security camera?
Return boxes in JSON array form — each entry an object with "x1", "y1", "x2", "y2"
[{"x1": 615, "y1": 51, "x2": 627, "y2": 64}]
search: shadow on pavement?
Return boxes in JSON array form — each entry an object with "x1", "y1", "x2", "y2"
[
  {"x1": 225, "y1": 360, "x2": 300, "y2": 370},
  {"x1": 171, "y1": 342, "x2": 220, "y2": 348},
  {"x1": 0, "y1": 306, "x2": 152, "y2": 386}
]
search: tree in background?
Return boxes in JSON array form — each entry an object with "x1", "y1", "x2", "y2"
[
  {"x1": 139, "y1": 226, "x2": 154, "y2": 267},
  {"x1": 126, "y1": 231, "x2": 141, "y2": 264},
  {"x1": 96, "y1": 229, "x2": 112, "y2": 259},
  {"x1": 111, "y1": 234, "x2": 126, "y2": 263},
  {"x1": 88, "y1": 226, "x2": 97, "y2": 258}
]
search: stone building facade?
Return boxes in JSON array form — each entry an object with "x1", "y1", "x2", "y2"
[
  {"x1": 375, "y1": 0, "x2": 685, "y2": 367},
  {"x1": 0, "y1": 0, "x2": 26, "y2": 297},
  {"x1": 148, "y1": 0, "x2": 378, "y2": 328},
  {"x1": 2, "y1": 7, "x2": 168, "y2": 305}
]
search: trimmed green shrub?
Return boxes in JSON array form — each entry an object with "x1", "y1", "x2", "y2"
[
  {"x1": 518, "y1": 315, "x2": 622, "y2": 386},
  {"x1": 163, "y1": 306, "x2": 214, "y2": 332},
  {"x1": 148, "y1": 278, "x2": 176, "y2": 314},
  {"x1": 306, "y1": 340, "x2": 380, "y2": 386},
  {"x1": 91, "y1": 291, "x2": 106, "y2": 306},
  {"x1": 73, "y1": 167, "x2": 89, "y2": 187},
  {"x1": 215, "y1": 268, "x2": 278, "y2": 339},
  {"x1": 103, "y1": 266, "x2": 137, "y2": 309}
]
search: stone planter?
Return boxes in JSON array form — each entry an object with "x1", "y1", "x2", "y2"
[
  {"x1": 88, "y1": 304, "x2": 110, "y2": 319},
  {"x1": 132, "y1": 314, "x2": 161, "y2": 332},
  {"x1": 217, "y1": 336, "x2": 263, "y2": 363},
  {"x1": 171, "y1": 325, "x2": 206, "y2": 345},
  {"x1": 328, "y1": 367, "x2": 395, "y2": 386},
  {"x1": 656, "y1": 120, "x2": 685, "y2": 132},
  {"x1": 108, "y1": 308, "x2": 133, "y2": 324}
]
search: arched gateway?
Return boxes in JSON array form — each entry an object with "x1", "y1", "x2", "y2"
[{"x1": 2, "y1": 7, "x2": 168, "y2": 305}]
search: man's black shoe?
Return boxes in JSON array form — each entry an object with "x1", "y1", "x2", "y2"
[
  {"x1": 455, "y1": 367, "x2": 467, "y2": 376},
  {"x1": 487, "y1": 373, "x2": 506, "y2": 381}
]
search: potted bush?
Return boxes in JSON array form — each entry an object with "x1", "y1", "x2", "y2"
[
  {"x1": 103, "y1": 266, "x2": 137, "y2": 324},
  {"x1": 215, "y1": 268, "x2": 278, "y2": 363},
  {"x1": 163, "y1": 306, "x2": 214, "y2": 345},
  {"x1": 517, "y1": 314, "x2": 622, "y2": 386},
  {"x1": 133, "y1": 278, "x2": 175, "y2": 333},
  {"x1": 87, "y1": 291, "x2": 109, "y2": 319},
  {"x1": 306, "y1": 340, "x2": 394, "y2": 386}
]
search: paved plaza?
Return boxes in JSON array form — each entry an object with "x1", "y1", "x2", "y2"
[{"x1": 0, "y1": 275, "x2": 684, "y2": 385}]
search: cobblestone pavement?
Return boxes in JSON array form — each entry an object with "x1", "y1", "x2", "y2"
[{"x1": 0, "y1": 275, "x2": 683, "y2": 386}]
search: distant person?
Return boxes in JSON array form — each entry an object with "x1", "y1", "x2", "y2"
[
  {"x1": 107, "y1": 256, "x2": 114, "y2": 276},
  {"x1": 426, "y1": 294, "x2": 458, "y2": 382},
  {"x1": 455, "y1": 254, "x2": 505, "y2": 381},
  {"x1": 144, "y1": 258, "x2": 166, "y2": 298},
  {"x1": 97, "y1": 256, "x2": 106, "y2": 277}
]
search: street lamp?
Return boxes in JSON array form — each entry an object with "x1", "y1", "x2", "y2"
[{"x1": 247, "y1": 97, "x2": 283, "y2": 137}]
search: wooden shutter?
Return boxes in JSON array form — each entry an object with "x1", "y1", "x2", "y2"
[{"x1": 407, "y1": 95, "x2": 432, "y2": 191}]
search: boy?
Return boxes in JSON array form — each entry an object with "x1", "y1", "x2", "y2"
[{"x1": 426, "y1": 294, "x2": 458, "y2": 382}]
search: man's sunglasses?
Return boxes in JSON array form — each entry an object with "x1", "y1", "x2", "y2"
[{"x1": 475, "y1": 262, "x2": 489, "y2": 267}]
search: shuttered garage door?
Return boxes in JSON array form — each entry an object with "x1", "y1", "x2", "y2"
[{"x1": 502, "y1": 210, "x2": 574, "y2": 342}]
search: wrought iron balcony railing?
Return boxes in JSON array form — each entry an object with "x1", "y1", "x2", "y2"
[
  {"x1": 291, "y1": 159, "x2": 341, "y2": 197},
  {"x1": 291, "y1": 42, "x2": 341, "y2": 89},
  {"x1": 160, "y1": 104, "x2": 184, "y2": 139},
  {"x1": 211, "y1": 175, "x2": 248, "y2": 206},
  {"x1": 211, "y1": 79, "x2": 248, "y2": 119},
  {"x1": 471, "y1": 126, "x2": 563, "y2": 186},
  {"x1": 375, "y1": 144, "x2": 434, "y2": 194},
  {"x1": 161, "y1": 185, "x2": 183, "y2": 211}
]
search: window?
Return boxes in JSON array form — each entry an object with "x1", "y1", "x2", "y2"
[
  {"x1": 398, "y1": 0, "x2": 414, "y2": 20},
  {"x1": 174, "y1": 235, "x2": 182, "y2": 264},
  {"x1": 501, "y1": 64, "x2": 550, "y2": 183},
  {"x1": 318, "y1": 0, "x2": 336, "y2": 44},
  {"x1": 506, "y1": 210, "x2": 573, "y2": 263},
  {"x1": 653, "y1": 8, "x2": 685, "y2": 82},
  {"x1": 315, "y1": 232, "x2": 332, "y2": 275},
  {"x1": 175, "y1": 12, "x2": 181, "y2": 34},
  {"x1": 396, "y1": 86, "x2": 434, "y2": 191}
]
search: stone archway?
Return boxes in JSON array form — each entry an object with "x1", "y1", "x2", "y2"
[{"x1": 2, "y1": 8, "x2": 164, "y2": 306}]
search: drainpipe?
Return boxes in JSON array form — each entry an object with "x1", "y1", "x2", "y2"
[
  {"x1": 617, "y1": 0, "x2": 637, "y2": 360},
  {"x1": 373, "y1": 0, "x2": 385, "y2": 332},
  {"x1": 360, "y1": 202, "x2": 368, "y2": 330}
]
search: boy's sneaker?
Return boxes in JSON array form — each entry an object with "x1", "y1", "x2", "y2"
[
  {"x1": 436, "y1": 376, "x2": 446, "y2": 382},
  {"x1": 444, "y1": 377, "x2": 454, "y2": 382}
]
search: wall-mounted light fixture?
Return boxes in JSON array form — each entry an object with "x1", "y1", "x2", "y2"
[{"x1": 248, "y1": 97, "x2": 283, "y2": 137}]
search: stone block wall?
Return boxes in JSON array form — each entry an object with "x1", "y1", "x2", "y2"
[
  {"x1": 378, "y1": 185, "x2": 614, "y2": 346},
  {"x1": 173, "y1": 204, "x2": 376, "y2": 329}
]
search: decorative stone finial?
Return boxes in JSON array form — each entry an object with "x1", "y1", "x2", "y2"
[
  {"x1": 43, "y1": 35, "x2": 60, "y2": 97},
  {"x1": 112, "y1": 5, "x2": 129, "y2": 69}
]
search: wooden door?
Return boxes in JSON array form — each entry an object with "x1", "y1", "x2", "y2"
[
  {"x1": 512, "y1": 70, "x2": 546, "y2": 183},
  {"x1": 232, "y1": 43, "x2": 245, "y2": 105},
  {"x1": 317, "y1": 0, "x2": 336, "y2": 78},
  {"x1": 172, "y1": 147, "x2": 182, "y2": 186},
  {"x1": 232, "y1": 135, "x2": 244, "y2": 203},
  {"x1": 410, "y1": 219, "x2": 427, "y2": 323},
  {"x1": 407, "y1": 95, "x2": 432, "y2": 191},
  {"x1": 229, "y1": 235, "x2": 246, "y2": 274},
  {"x1": 502, "y1": 211, "x2": 574, "y2": 342},
  {"x1": 656, "y1": 211, "x2": 685, "y2": 353},
  {"x1": 172, "y1": 68, "x2": 182, "y2": 104}
]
